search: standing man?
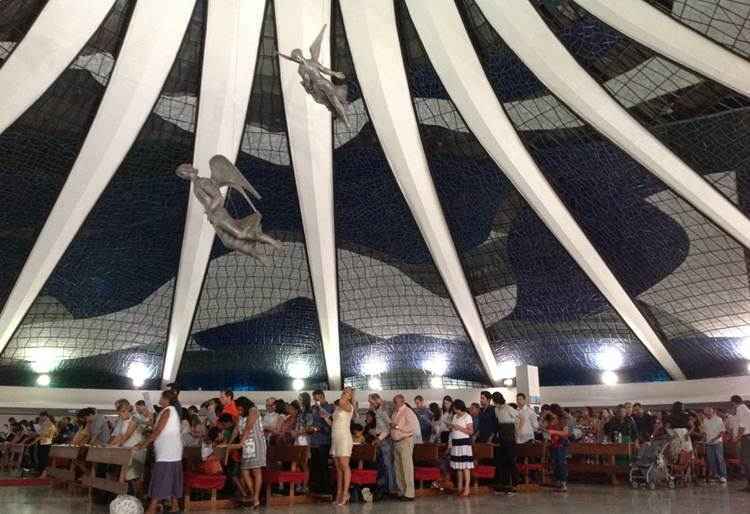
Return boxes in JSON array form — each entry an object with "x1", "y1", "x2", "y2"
[
  {"x1": 369, "y1": 394, "x2": 397, "y2": 497},
  {"x1": 390, "y1": 394, "x2": 419, "y2": 501},
  {"x1": 702, "y1": 407, "x2": 727, "y2": 483},
  {"x1": 731, "y1": 395, "x2": 750, "y2": 491},
  {"x1": 309, "y1": 390, "x2": 335, "y2": 497},
  {"x1": 631, "y1": 403, "x2": 654, "y2": 442},
  {"x1": 219, "y1": 390, "x2": 239, "y2": 422},
  {"x1": 516, "y1": 393, "x2": 538, "y2": 444},
  {"x1": 475, "y1": 391, "x2": 497, "y2": 443},
  {"x1": 413, "y1": 396, "x2": 432, "y2": 443}
]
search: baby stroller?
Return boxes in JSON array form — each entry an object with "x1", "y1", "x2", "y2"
[{"x1": 629, "y1": 438, "x2": 675, "y2": 490}]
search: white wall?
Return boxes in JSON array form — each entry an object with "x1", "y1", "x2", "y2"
[{"x1": 0, "y1": 374, "x2": 748, "y2": 413}]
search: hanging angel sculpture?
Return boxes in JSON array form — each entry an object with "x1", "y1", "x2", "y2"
[
  {"x1": 278, "y1": 24, "x2": 352, "y2": 129},
  {"x1": 176, "y1": 155, "x2": 281, "y2": 264}
]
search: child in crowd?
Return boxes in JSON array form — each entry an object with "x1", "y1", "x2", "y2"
[
  {"x1": 351, "y1": 423, "x2": 366, "y2": 445},
  {"x1": 543, "y1": 410, "x2": 570, "y2": 493}
]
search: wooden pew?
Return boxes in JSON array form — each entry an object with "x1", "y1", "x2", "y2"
[
  {"x1": 82, "y1": 447, "x2": 133, "y2": 502},
  {"x1": 47, "y1": 445, "x2": 86, "y2": 489},
  {"x1": 413, "y1": 443, "x2": 443, "y2": 496},
  {"x1": 264, "y1": 445, "x2": 309, "y2": 506},
  {"x1": 183, "y1": 445, "x2": 232, "y2": 511},
  {"x1": 516, "y1": 442, "x2": 546, "y2": 486},
  {"x1": 4, "y1": 444, "x2": 27, "y2": 475},
  {"x1": 568, "y1": 443, "x2": 632, "y2": 484},
  {"x1": 471, "y1": 443, "x2": 495, "y2": 490}
]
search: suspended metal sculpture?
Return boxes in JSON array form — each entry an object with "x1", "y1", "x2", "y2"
[
  {"x1": 278, "y1": 24, "x2": 352, "y2": 129},
  {"x1": 176, "y1": 155, "x2": 281, "y2": 264}
]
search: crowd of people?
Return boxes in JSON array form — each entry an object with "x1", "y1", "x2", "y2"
[{"x1": 1, "y1": 387, "x2": 749, "y2": 512}]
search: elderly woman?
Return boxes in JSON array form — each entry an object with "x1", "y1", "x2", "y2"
[{"x1": 109, "y1": 399, "x2": 146, "y2": 482}]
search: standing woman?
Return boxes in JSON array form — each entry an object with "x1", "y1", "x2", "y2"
[
  {"x1": 428, "y1": 403, "x2": 442, "y2": 443},
  {"x1": 439, "y1": 396, "x2": 454, "y2": 444},
  {"x1": 449, "y1": 400, "x2": 474, "y2": 497},
  {"x1": 235, "y1": 396, "x2": 266, "y2": 509},
  {"x1": 331, "y1": 387, "x2": 355, "y2": 506},
  {"x1": 139, "y1": 390, "x2": 184, "y2": 514},
  {"x1": 295, "y1": 393, "x2": 314, "y2": 493},
  {"x1": 109, "y1": 399, "x2": 146, "y2": 486}
]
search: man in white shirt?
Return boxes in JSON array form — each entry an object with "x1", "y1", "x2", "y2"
[
  {"x1": 731, "y1": 395, "x2": 750, "y2": 491},
  {"x1": 261, "y1": 397, "x2": 279, "y2": 432},
  {"x1": 702, "y1": 408, "x2": 727, "y2": 483},
  {"x1": 516, "y1": 393, "x2": 538, "y2": 444}
]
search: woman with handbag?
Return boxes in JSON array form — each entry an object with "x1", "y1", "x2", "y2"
[{"x1": 235, "y1": 396, "x2": 266, "y2": 509}]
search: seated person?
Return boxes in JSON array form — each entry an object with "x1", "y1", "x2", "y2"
[{"x1": 351, "y1": 423, "x2": 365, "y2": 445}]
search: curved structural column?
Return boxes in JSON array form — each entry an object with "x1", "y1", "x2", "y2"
[
  {"x1": 0, "y1": 0, "x2": 116, "y2": 134},
  {"x1": 0, "y1": 1, "x2": 196, "y2": 357},
  {"x1": 404, "y1": 0, "x2": 685, "y2": 380},
  {"x1": 574, "y1": 0, "x2": 750, "y2": 97},
  {"x1": 476, "y1": 0, "x2": 750, "y2": 251},
  {"x1": 162, "y1": 0, "x2": 265, "y2": 383},
  {"x1": 339, "y1": 0, "x2": 500, "y2": 384},
  {"x1": 275, "y1": 0, "x2": 341, "y2": 390}
]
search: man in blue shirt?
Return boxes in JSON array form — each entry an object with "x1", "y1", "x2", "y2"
[
  {"x1": 309, "y1": 390, "x2": 335, "y2": 497},
  {"x1": 476, "y1": 391, "x2": 497, "y2": 443}
]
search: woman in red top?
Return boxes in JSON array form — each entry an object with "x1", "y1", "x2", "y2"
[{"x1": 544, "y1": 405, "x2": 571, "y2": 493}]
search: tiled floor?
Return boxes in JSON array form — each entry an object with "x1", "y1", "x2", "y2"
[{"x1": 1, "y1": 484, "x2": 749, "y2": 513}]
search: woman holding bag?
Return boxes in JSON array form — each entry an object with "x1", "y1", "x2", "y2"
[{"x1": 235, "y1": 396, "x2": 266, "y2": 509}]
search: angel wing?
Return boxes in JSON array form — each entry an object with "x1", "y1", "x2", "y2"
[
  {"x1": 208, "y1": 154, "x2": 262, "y2": 208},
  {"x1": 309, "y1": 24, "x2": 327, "y2": 63}
]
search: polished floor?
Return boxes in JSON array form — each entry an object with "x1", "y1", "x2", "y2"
[{"x1": 1, "y1": 484, "x2": 749, "y2": 514}]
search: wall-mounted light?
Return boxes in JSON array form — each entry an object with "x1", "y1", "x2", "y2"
[
  {"x1": 36, "y1": 374, "x2": 51, "y2": 387},
  {"x1": 368, "y1": 376, "x2": 382, "y2": 391},
  {"x1": 503, "y1": 378, "x2": 515, "y2": 387},
  {"x1": 601, "y1": 370, "x2": 618, "y2": 386},
  {"x1": 422, "y1": 354, "x2": 448, "y2": 377},
  {"x1": 429, "y1": 376, "x2": 443, "y2": 389},
  {"x1": 127, "y1": 362, "x2": 149, "y2": 389},
  {"x1": 496, "y1": 361, "x2": 517, "y2": 380},
  {"x1": 595, "y1": 347, "x2": 624, "y2": 371},
  {"x1": 292, "y1": 378, "x2": 305, "y2": 391}
]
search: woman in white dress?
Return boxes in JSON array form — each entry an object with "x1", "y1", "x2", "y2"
[
  {"x1": 449, "y1": 400, "x2": 474, "y2": 497},
  {"x1": 137, "y1": 390, "x2": 183, "y2": 514},
  {"x1": 330, "y1": 387, "x2": 354, "y2": 506},
  {"x1": 109, "y1": 399, "x2": 146, "y2": 483}
]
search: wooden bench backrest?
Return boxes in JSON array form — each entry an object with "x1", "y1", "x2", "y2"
[
  {"x1": 515, "y1": 443, "x2": 545, "y2": 460},
  {"x1": 569, "y1": 443, "x2": 631, "y2": 457},
  {"x1": 50, "y1": 445, "x2": 84, "y2": 460},
  {"x1": 351, "y1": 444, "x2": 377, "y2": 468},
  {"x1": 84, "y1": 447, "x2": 133, "y2": 496},
  {"x1": 472, "y1": 443, "x2": 494, "y2": 461},
  {"x1": 724, "y1": 441, "x2": 738, "y2": 458},
  {"x1": 267, "y1": 445, "x2": 308, "y2": 469},
  {"x1": 85, "y1": 446, "x2": 133, "y2": 466},
  {"x1": 413, "y1": 443, "x2": 440, "y2": 465},
  {"x1": 183, "y1": 445, "x2": 229, "y2": 465}
]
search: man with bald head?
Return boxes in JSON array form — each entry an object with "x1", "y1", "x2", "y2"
[{"x1": 390, "y1": 394, "x2": 419, "y2": 501}]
